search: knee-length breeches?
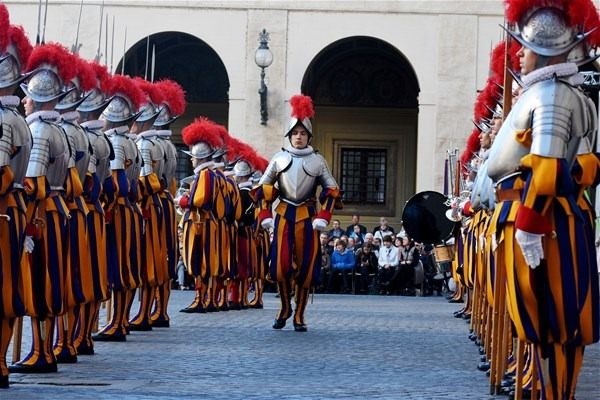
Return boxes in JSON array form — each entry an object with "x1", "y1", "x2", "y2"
[{"x1": 269, "y1": 214, "x2": 321, "y2": 289}]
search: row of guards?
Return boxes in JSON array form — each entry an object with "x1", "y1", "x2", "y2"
[
  {"x1": 0, "y1": 1, "x2": 274, "y2": 389},
  {"x1": 402, "y1": 1, "x2": 600, "y2": 399}
]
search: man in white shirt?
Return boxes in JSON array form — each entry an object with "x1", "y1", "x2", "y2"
[{"x1": 377, "y1": 235, "x2": 399, "y2": 294}]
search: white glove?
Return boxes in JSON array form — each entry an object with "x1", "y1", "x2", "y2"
[
  {"x1": 515, "y1": 229, "x2": 544, "y2": 269},
  {"x1": 312, "y1": 218, "x2": 328, "y2": 231},
  {"x1": 261, "y1": 217, "x2": 274, "y2": 231},
  {"x1": 491, "y1": 234, "x2": 498, "y2": 252},
  {"x1": 478, "y1": 233, "x2": 486, "y2": 253},
  {"x1": 24, "y1": 236, "x2": 35, "y2": 253}
]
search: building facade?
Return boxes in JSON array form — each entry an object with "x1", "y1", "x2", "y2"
[{"x1": 7, "y1": 0, "x2": 509, "y2": 228}]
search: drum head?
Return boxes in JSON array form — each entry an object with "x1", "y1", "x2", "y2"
[{"x1": 401, "y1": 191, "x2": 456, "y2": 243}]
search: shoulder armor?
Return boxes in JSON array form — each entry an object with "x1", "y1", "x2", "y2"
[
  {"x1": 109, "y1": 133, "x2": 128, "y2": 170},
  {"x1": 26, "y1": 119, "x2": 69, "y2": 185},
  {"x1": 272, "y1": 150, "x2": 293, "y2": 172},
  {"x1": 302, "y1": 152, "x2": 324, "y2": 177}
]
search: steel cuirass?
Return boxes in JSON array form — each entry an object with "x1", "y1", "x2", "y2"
[
  {"x1": 259, "y1": 147, "x2": 337, "y2": 205},
  {"x1": 487, "y1": 73, "x2": 588, "y2": 183},
  {"x1": 82, "y1": 120, "x2": 112, "y2": 182},
  {"x1": 156, "y1": 131, "x2": 177, "y2": 186},
  {"x1": 60, "y1": 112, "x2": 91, "y2": 183},
  {"x1": 125, "y1": 134, "x2": 142, "y2": 183},
  {"x1": 25, "y1": 111, "x2": 69, "y2": 189},
  {"x1": 0, "y1": 96, "x2": 32, "y2": 187},
  {"x1": 106, "y1": 126, "x2": 129, "y2": 171},
  {"x1": 136, "y1": 131, "x2": 165, "y2": 178}
]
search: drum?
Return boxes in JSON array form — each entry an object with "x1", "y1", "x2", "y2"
[
  {"x1": 401, "y1": 191, "x2": 457, "y2": 244},
  {"x1": 434, "y1": 244, "x2": 454, "y2": 263}
]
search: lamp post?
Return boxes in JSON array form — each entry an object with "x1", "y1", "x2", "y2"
[{"x1": 255, "y1": 29, "x2": 273, "y2": 125}]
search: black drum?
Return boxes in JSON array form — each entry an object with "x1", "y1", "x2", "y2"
[{"x1": 401, "y1": 191, "x2": 456, "y2": 244}]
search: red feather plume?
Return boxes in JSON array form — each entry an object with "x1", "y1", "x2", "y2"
[
  {"x1": 155, "y1": 79, "x2": 186, "y2": 116},
  {"x1": 26, "y1": 42, "x2": 77, "y2": 82},
  {"x1": 88, "y1": 60, "x2": 111, "y2": 93},
  {"x1": 8, "y1": 26, "x2": 33, "y2": 69},
  {"x1": 225, "y1": 136, "x2": 244, "y2": 160},
  {"x1": 75, "y1": 56, "x2": 96, "y2": 92},
  {"x1": 181, "y1": 117, "x2": 223, "y2": 149},
  {"x1": 290, "y1": 94, "x2": 315, "y2": 120},
  {"x1": 214, "y1": 123, "x2": 229, "y2": 147},
  {"x1": 567, "y1": 0, "x2": 600, "y2": 46},
  {"x1": 0, "y1": 4, "x2": 9, "y2": 52},
  {"x1": 254, "y1": 155, "x2": 269, "y2": 173},
  {"x1": 504, "y1": 0, "x2": 565, "y2": 24},
  {"x1": 473, "y1": 80, "x2": 500, "y2": 121},
  {"x1": 107, "y1": 74, "x2": 145, "y2": 109},
  {"x1": 133, "y1": 77, "x2": 164, "y2": 106}
]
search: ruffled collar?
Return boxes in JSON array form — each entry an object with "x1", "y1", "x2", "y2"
[
  {"x1": 80, "y1": 120, "x2": 104, "y2": 130},
  {"x1": 194, "y1": 161, "x2": 214, "y2": 175},
  {"x1": 136, "y1": 129, "x2": 158, "y2": 142},
  {"x1": 0, "y1": 95, "x2": 20, "y2": 108},
  {"x1": 155, "y1": 129, "x2": 172, "y2": 138},
  {"x1": 60, "y1": 110, "x2": 79, "y2": 122},
  {"x1": 104, "y1": 125, "x2": 129, "y2": 136},
  {"x1": 522, "y1": 63, "x2": 579, "y2": 88},
  {"x1": 26, "y1": 110, "x2": 60, "y2": 124},
  {"x1": 238, "y1": 181, "x2": 253, "y2": 188},
  {"x1": 285, "y1": 145, "x2": 314, "y2": 156}
]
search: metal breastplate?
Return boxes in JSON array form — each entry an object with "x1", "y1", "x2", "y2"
[
  {"x1": 137, "y1": 136, "x2": 165, "y2": 178},
  {"x1": 27, "y1": 119, "x2": 69, "y2": 189},
  {"x1": 61, "y1": 120, "x2": 91, "y2": 182},
  {"x1": 160, "y1": 138, "x2": 177, "y2": 185},
  {"x1": 575, "y1": 89, "x2": 597, "y2": 155},
  {"x1": 108, "y1": 131, "x2": 128, "y2": 171},
  {"x1": 87, "y1": 127, "x2": 112, "y2": 182},
  {"x1": 125, "y1": 136, "x2": 141, "y2": 183},
  {"x1": 278, "y1": 154, "x2": 320, "y2": 204},
  {"x1": 0, "y1": 107, "x2": 32, "y2": 186}
]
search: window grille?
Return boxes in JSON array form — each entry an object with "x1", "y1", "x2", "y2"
[{"x1": 340, "y1": 148, "x2": 386, "y2": 204}]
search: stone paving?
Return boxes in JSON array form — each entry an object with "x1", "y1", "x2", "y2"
[{"x1": 5, "y1": 291, "x2": 599, "y2": 400}]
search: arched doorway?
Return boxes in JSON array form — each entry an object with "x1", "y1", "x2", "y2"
[
  {"x1": 302, "y1": 36, "x2": 420, "y2": 228},
  {"x1": 117, "y1": 32, "x2": 230, "y2": 180}
]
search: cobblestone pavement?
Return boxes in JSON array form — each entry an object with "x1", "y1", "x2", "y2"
[{"x1": 5, "y1": 291, "x2": 599, "y2": 400}]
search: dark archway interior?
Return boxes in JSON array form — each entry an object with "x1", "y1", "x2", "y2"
[
  {"x1": 302, "y1": 36, "x2": 420, "y2": 107},
  {"x1": 117, "y1": 31, "x2": 230, "y2": 104}
]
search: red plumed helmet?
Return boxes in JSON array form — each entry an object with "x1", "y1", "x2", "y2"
[
  {"x1": 286, "y1": 94, "x2": 315, "y2": 136},
  {"x1": 107, "y1": 74, "x2": 145, "y2": 109},
  {"x1": 75, "y1": 56, "x2": 96, "y2": 92},
  {"x1": 181, "y1": 117, "x2": 223, "y2": 149},
  {"x1": 26, "y1": 42, "x2": 76, "y2": 82},
  {"x1": 504, "y1": 0, "x2": 565, "y2": 24},
  {"x1": 88, "y1": 60, "x2": 111, "y2": 93},
  {"x1": 155, "y1": 79, "x2": 186, "y2": 116},
  {"x1": 8, "y1": 25, "x2": 33, "y2": 69},
  {"x1": 254, "y1": 155, "x2": 269, "y2": 173},
  {"x1": 133, "y1": 77, "x2": 164, "y2": 106}
]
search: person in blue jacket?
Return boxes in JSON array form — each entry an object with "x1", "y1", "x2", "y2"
[{"x1": 328, "y1": 239, "x2": 355, "y2": 293}]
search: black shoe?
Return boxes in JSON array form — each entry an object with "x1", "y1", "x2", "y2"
[
  {"x1": 454, "y1": 312, "x2": 464, "y2": 318},
  {"x1": 150, "y1": 319, "x2": 170, "y2": 328},
  {"x1": 293, "y1": 323, "x2": 308, "y2": 332},
  {"x1": 448, "y1": 298, "x2": 464, "y2": 303},
  {"x1": 478, "y1": 346, "x2": 485, "y2": 355},
  {"x1": 92, "y1": 332, "x2": 126, "y2": 342},
  {"x1": 9, "y1": 362, "x2": 58, "y2": 374},
  {"x1": 479, "y1": 355, "x2": 487, "y2": 362},
  {"x1": 272, "y1": 318, "x2": 287, "y2": 329},
  {"x1": 477, "y1": 361, "x2": 490, "y2": 372},
  {"x1": 468, "y1": 333, "x2": 477, "y2": 341},
  {"x1": 180, "y1": 304, "x2": 205, "y2": 313},
  {"x1": 0, "y1": 375, "x2": 8, "y2": 389},
  {"x1": 229, "y1": 303, "x2": 242, "y2": 311},
  {"x1": 76, "y1": 343, "x2": 94, "y2": 355},
  {"x1": 205, "y1": 304, "x2": 219, "y2": 313},
  {"x1": 128, "y1": 322, "x2": 152, "y2": 332},
  {"x1": 55, "y1": 352, "x2": 77, "y2": 364},
  {"x1": 219, "y1": 304, "x2": 230, "y2": 312},
  {"x1": 249, "y1": 303, "x2": 263, "y2": 309}
]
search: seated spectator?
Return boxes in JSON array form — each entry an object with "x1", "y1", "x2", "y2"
[
  {"x1": 328, "y1": 239, "x2": 355, "y2": 293},
  {"x1": 377, "y1": 235, "x2": 399, "y2": 294},
  {"x1": 345, "y1": 214, "x2": 368, "y2": 236},
  {"x1": 349, "y1": 224, "x2": 365, "y2": 248},
  {"x1": 372, "y1": 236, "x2": 381, "y2": 257},
  {"x1": 355, "y1": 243, "x2": 378, "y2": 293},
  {"x1": 373, "y1": 217, "x2": 395, "y2": 242},
  {"x1": 397, "y1": 233, "x2": 419, "y2": 296},
  {"x1": 327, "y1": 219, "x2": 345, "y2": 239},
  {"x1": 319, "y1": 232, "x2": 333, "y2": 292},
  {"x1": 346, "y1": 237, "x2": 357, "y2": 254}
]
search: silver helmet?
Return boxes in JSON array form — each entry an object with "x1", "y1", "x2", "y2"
[
  {"x1": 154, "y1": 105, "x2": 176, "y2": 127},
  {"x1": 284, "y1": 117, "x2": 313, "y2": 137},
  {"x1": 0, "y1": 52, "x2": 24, "y2": 89},
  {"x1": 506, "y1": 7, "x2": 585, "y2": 57},
  {"x1": 567, "y1": 41, "x2": 599, "y2": 66},
  {"x1": 182, "y1": 142, "x2": 214, "y2": 160},
  {"x1": 77, "y1": 87, "x2": 112, "y2": 113},
  {"x1": 233, "y1": 159, "x2": 253, "y2": 177},
  {"x1": 20, "y1": 66, "x2": 70, "y2": 103},
  {"x1": 101, "y1": 94, "x2": 139, "y2": 124},
  {"x1": 136, "y1": 100, "x2": 160, "y2": 123},
  {"x1": 56, "y1": 78, "x2": 88, "y2": 111},
  {"x1": 284, "y1": 94, "x2": 315, "y2": 137}
]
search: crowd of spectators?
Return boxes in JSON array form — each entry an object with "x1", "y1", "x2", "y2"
[{"x1": 318, "y1": 215, "x2": 446, "y2": 296}]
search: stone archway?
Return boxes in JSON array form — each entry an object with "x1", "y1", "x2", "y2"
[
  {"x1": 301, "y1": 36, "x2": 420, "y2": 228},
  {"x1": 117, "y1": 32, "x2": 230, "y2": 180}
]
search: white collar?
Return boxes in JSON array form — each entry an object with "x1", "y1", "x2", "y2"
[
  {"x1": 238, "y1": 181, "x2": 253, "y2": 189},
  {"x1": 80, "y1": 120, "x2": 104, "y2": 130},
  {"x1": 104, "y1": 125, "x2": 129, "y2": 136},
  {"x1": 26, "y1": 110, "x2": 60, "y2": 124},
  {"x1": 285, "y1": 145, "x2": 314, "y2": 156},
  {"x1": 522, "y1": 62, "x2": 579, "y2": 88},
  {"x1": 60, "y1": 110, "x2": 79, "y2": 122},
  {"x1": 155, "y1": 129, "x2": 172, "y2": 138},
  {"x1": 136, "y1": 129, "x2": 158, "y2": 142},
  {"x1": 194, "y1": 160, "x2": 214, "y2": 175},
  {"x1": 0, "y1": 95, "x2": 20, "y2": 107}
]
